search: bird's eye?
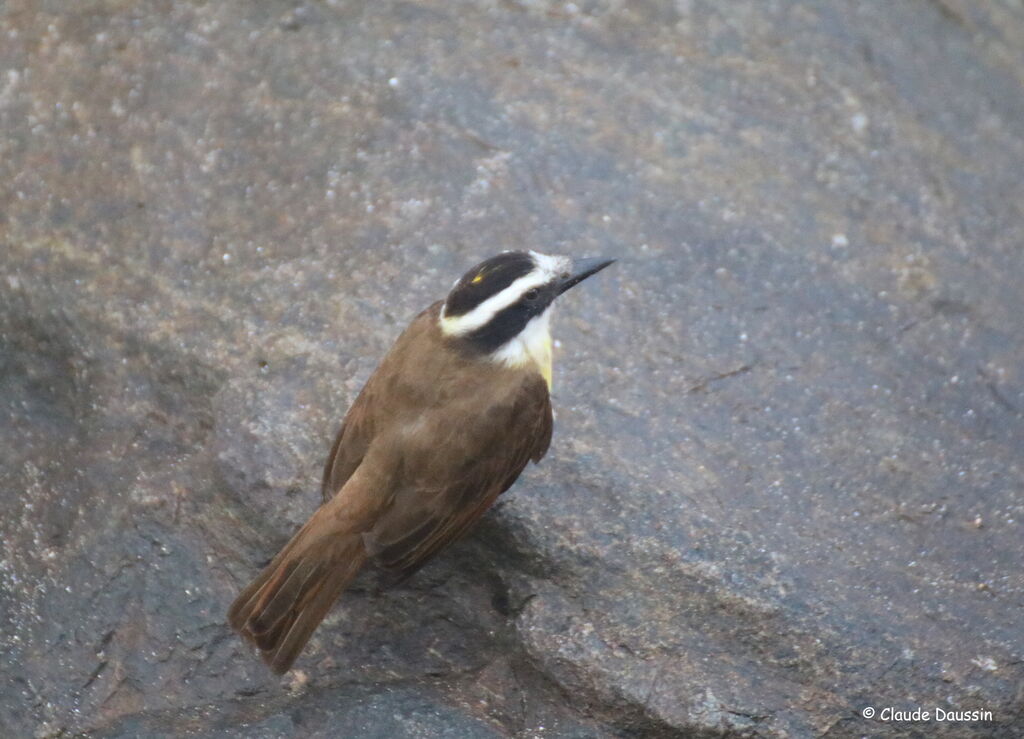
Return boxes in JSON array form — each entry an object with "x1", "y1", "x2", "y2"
[{"x1": 525, "y1": 288, "x2": 540, "y2": 301}]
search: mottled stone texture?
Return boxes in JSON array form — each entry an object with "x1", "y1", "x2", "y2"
[{"x1": 2, "y1": 1, "x2": 1023, "y2": 737}]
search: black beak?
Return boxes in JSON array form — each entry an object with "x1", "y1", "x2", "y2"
[{"x1": 557, "y1": 257, "x2": 616, "y2": 295}]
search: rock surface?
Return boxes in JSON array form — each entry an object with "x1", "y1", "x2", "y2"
[{"x1": 3, "y1": 1, "x2": 1024, "y2": 737}]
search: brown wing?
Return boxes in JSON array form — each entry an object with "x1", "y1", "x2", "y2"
[
  {"x1": 320, "y1": 388, "x2": 374, "y2": 503},
  {"x1": 365, "y1": 373, "x2": 553, "y2": 579},
  {"x1": 321, "y1": 302, "x2": 445, "y2": 503}
]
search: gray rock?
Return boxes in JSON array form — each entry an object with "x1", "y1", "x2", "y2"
[{"x1": 2, "y1": 1, "x2": 1023, "y2": 737}]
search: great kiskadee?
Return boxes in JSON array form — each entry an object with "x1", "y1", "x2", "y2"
[{"x1": 228, "y1": 251, "x2": 614, "y2": 673}]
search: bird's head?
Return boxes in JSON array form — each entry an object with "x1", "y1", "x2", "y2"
[{"x1": 439, "y1": 251, "x2": 614, "y2": 358}]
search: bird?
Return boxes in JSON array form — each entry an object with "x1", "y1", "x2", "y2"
[{"x1": 227, "y1": 250, "x2": 614, "y2": 673}]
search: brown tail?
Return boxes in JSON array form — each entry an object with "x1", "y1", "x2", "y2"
[{"x1": 228, "y1": 511, "x2": 367, "y2": 674}]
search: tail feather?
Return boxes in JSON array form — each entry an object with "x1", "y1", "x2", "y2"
[
  {"x1": 228, "y1": 517, "x2": 367, "y2": 674},
  {"x1": 263, "y1": 558, "x2": 362, "y2": 673},
  {"x1": 250, "y1": 559, "x2": 323, "y2": 636}
]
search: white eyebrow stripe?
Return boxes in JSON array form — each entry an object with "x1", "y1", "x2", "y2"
[{"x1": 440, "y1": 268, "x2": 551, "y2": 336}]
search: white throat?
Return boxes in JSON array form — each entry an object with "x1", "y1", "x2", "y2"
[{"x1": 490, "y1": 307, "x2": 554, "y2": 389}]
